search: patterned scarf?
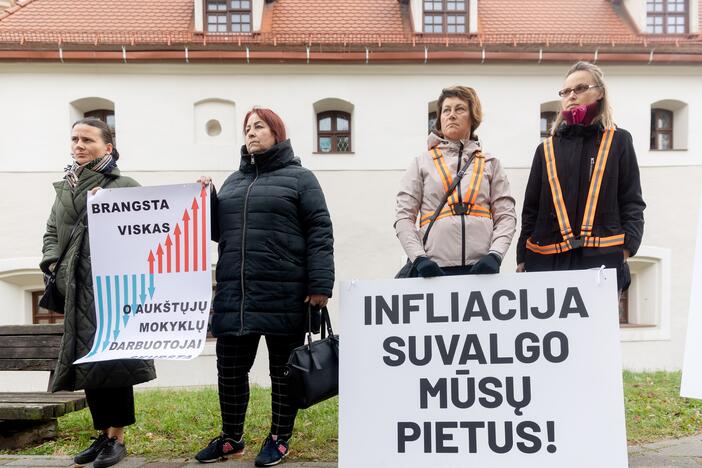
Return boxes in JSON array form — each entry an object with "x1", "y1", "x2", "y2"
[{"x1": 64, "y1": 154, "x2": 116, "y2": 190}]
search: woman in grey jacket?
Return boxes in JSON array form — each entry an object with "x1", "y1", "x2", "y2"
[
  {"x1": 395, "y1": 86, "x2": 517, "y2": 277},
  {"x1": 41, "y1": 118, "x2": 155, "y2": 468}
]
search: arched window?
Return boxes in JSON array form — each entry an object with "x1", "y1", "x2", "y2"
[
  {"x1": 428, "y1": 111, "x2": 438, "y2": 134},
  {"x1": 650, "y1": 108, "x2": 673, "y2": 150},
  {"x1": 423, "y1": 0, "x2": 468, "y2": 33},
  {"x1": 84, "y1": 109, "x2": 116, "y2": 144},
  {"x1": 317, "y1": 111, "x2": 351, "y2": 153},
  {"x1": 540, "y1": 111, "x2": 557, "y2": 139}
]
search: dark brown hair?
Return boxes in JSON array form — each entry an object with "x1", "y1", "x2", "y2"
[
  {"x1": 435, "y1": 86, "x2": 483, "y2": 138},
  {"x1": 72, "y1": 117, "x2": 119, "y2": 160}
]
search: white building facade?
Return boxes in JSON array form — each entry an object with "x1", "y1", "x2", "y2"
[{"x1": 1, "y1": 0, "x2": 701, "y2": 389}]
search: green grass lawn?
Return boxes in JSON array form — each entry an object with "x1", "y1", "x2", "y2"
[
  {"x1": 4, "y1": 371, "x2": 702, "y2": 460},
  {"x1": 624, "y1": 371, "x2": 702, "y2": 444},
  {"x1": 10, "y1": 387, "x2": 338, "y2": 462}
]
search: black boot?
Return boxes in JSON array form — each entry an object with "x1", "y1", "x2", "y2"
[
  {"x1": 93, "y1": 437, "x2": 127, "y2": 468},
  {"x1": 73, "y1": 433, "x2": 109, "y2": 465}
]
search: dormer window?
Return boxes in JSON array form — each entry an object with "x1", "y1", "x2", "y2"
[
  {"x1": 646, "y1": 0, "x2": 688, "y2": 34},
  {"x1": 423, "y1": 0, "x2": 467, "y2": 33},
  {"x1": 206, "y1": 0, "x2": 252, "y2": 33}
]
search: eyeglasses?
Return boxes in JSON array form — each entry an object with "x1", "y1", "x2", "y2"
[{"x1": 558, "y1": 84, "x2": 600, "y2": 98}]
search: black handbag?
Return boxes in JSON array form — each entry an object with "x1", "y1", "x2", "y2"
[
  {"x1": 285, "y1": 307, "x2": 339, "y2": 409},
  {"x1": 395, "y1": 161, "x2": 471, "y2": 278},
  {"x1": 38, "y1": 208, "x2": 87, "y2": 313}
]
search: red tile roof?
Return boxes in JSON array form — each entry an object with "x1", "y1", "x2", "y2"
[
  {"x1": 480, "y1": 0, "x2": 633, "y2": 37},
  {"x1": 0, "y1": 0, "x2": 700, "y2": 61},
  {"x1": 270, "y1": 0, "x2": 407, "y2": 36},
  {"x1": 0, "y1": 0, "x2": 193, "y2": 32}
]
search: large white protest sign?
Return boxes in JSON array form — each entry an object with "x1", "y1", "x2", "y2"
[
  {"x1": 75, "y1": 183, "x2": 211, "y2": 364},
  {"x1": 681, "y1": 191, "x2": 702, "y2": 398},
  {"x1": 340, "y1": 269, "x2": 627, "y2": 468}
]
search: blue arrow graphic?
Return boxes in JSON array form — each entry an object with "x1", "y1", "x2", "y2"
[
  {"x1": 90, "y1": 276, "x2": 105, "y2": 357},
  {"x1": 114, "y1": 275, "x2": 121, "y2": 340},
  {"x1": 103, "y1": 276, "x2": 113, "y2": 351},
  {"x1": 140, "y1": 274, "x2": 147, "y2": 305},
  {"x1": 148, "y1": 273, "x2": 155, "y2": 300},
  {"x1": 123, "y1": 275, "x2": 129, "y2": 327},
  {"x1": 128, "y1": 274, "x2": 137, "y2": 326}
]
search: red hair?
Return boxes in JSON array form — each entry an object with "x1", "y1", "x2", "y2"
[{"x1": 243, "y1": 107, "x2": 287, "y2": 143}]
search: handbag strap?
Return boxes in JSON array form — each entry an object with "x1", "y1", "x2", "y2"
[
  {"x1": 303, "y1": 306, "x2": 334, "y2": 347},
  {"x1": 320, "y1": 307, "x2": 334, "y2": 340},
  {"x1": 50, "y1": 206, "x2": 88, "y2": 275},
  {"x1": 421, "y1": 158, "x2": 470, "y2": 245}
]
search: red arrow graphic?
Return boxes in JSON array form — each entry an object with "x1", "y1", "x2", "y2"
[
  {"x1": 165, "y1": 235, "x2": 173, "y2": 273},
  {"x1": 201, "y1": 185, "x2": 207, "y2": 271},
  {"x1": 192, "y1": 198, "x2": 199, "y2": 272},
  {"x1": 174, "y1": 224, "x2": 181, "y2": 273},
  {"x1": 156, "y1": 243, "x2": 164, "y2": 274},
  {"x1": 183, "y1": 209, "x2": 190, "y2": 273},
  {"x1": 147, "y1": 250, "x2": 155, "y2": 275}
]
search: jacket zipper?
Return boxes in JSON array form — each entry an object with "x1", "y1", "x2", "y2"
[
  {"x1": 239, "y1": 158, "x2": 259, "y2": 333},
  {"x1": 589, "y1": 157, "x2": 595, "y2": 181},
  {"x1": 457, "y1": 142, "x2": 466, "y2": 267}
]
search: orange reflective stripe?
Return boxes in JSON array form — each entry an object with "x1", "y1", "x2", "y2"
[
  {"x1": 420, "y1": 206, "x2": 453, "y2": 227},
  {"x1": 580, "y1": 128, "x2": 615, "y2": 237},
  {"x1": 432, "y1": 148, "x2": 452, "y2": 194},
  {"x1": 526, "y1": 234, "x2": 625, "y2": 255},
  {"x1": 464, "y1": 152, "x2": 484, "y2": 206},
  {"x1": 419, "y1": 204, "x2": 492, "y2": 227},
  {"x1": 543, "y1": 137, "x2": 574, "y2": 241},
  {"x1": 583, "y1": 233, "x2": 625, "y2": 248},
  {"x1": 428, "y1": 148, "x2": 491, "y2": 226}
]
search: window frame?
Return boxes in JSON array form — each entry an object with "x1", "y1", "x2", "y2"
[
  {"x1": 317, "y1": 111, "x2": 352, "y2": 154},
  {"x1": 32, "y1": 291, "x2": 64, "y2": 324},
  {"x1": 428, "y1": 111, "x2": 438, "y2": 134},
  {"x1": 646, "y1": 0, "x2": 689, "y2": 34},
  {"x1": 204, "y1": 0, "x2": 253, "y2": 34},
  {"x1": 83, "y1": 109, "x2": 116, "y2": 144},
  {"x1": 650, "y1": 108, "x2": 674, "y2": 151},
  {"x1": 422, "y1": 0, "x2": 469, "y2": 34},
  {"x1": 540, "y1": 111, "x2": 557, "y2": 139}
]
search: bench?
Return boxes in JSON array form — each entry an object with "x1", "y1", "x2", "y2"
[{"x1": 0, "y1": 324, "x2": 87, "y2": 449}]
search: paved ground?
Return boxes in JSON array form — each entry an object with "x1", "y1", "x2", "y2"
[{"x1": 3, "y1": 435, "x2": 702, "y2": 467}]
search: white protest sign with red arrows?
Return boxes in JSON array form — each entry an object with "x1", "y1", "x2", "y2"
[{"x1": 75, "y1": 183, "x2": 211, "y2": 364}]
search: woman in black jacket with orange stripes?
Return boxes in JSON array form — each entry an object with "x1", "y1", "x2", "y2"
[{"x1": 516, "y1": 61, "x2": 645, "y2": 291}]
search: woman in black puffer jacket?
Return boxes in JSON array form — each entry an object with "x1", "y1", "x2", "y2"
[{"x1": 195, "y1": 107, "x2": 334, "y2": 467}]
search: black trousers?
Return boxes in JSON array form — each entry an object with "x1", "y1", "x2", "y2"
[
  {"x1": 217, "y1": 333, "x2": 305, "y2": 440},
  {"x1": 84, "y1": 386, "x2": 136, "y2": 430}
]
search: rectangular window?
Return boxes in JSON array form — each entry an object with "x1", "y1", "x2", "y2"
[
  {"x1": 650, "y1": 108, "x2": 673, "y2": 150},
  {"x1": 423, "y1": 0, "x2": 469, "y2": 34},
  {"x1": 646, "y1": 0, "x2": 688, "y2": 34},
  {"x1": 205, "y1": 0, "x2": 252, "y2": 33},
  {"x1": 32, "y1": 291, "x2": 64, "y2": 325},
  {"x1": 317, "y1": 111, "x2": 352, "y2": 153}
]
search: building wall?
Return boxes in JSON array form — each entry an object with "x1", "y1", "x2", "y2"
[{"x1": 0, "y1": 62, "x2": 699, "y2": 389}]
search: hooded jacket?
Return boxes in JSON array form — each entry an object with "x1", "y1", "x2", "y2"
[
  {"x1": 211, "y1": 139, "x2": 334, "y2": 336},
  {"x1": 395, "y1": 133, "x2": 517, "y2": 267}
]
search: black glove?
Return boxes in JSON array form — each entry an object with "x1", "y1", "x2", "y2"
[
  {"x1": 414, "y1": 256, "x2": 444, "y2": 278},
  {"x1": 471, "y1": 253, "x2": 501, "y2": 275}
]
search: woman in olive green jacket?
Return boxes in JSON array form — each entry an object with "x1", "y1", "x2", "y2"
[{"x1": 40, "y1": 118, "x2": 155, "y2": 468}]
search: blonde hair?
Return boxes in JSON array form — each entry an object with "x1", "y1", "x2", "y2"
[
  {"x1": 435, "y1": 86, "x2": 483, "y2": 138},
  {"x1": 552, "y1": 61, "x2": 615, "y2": 135}
]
